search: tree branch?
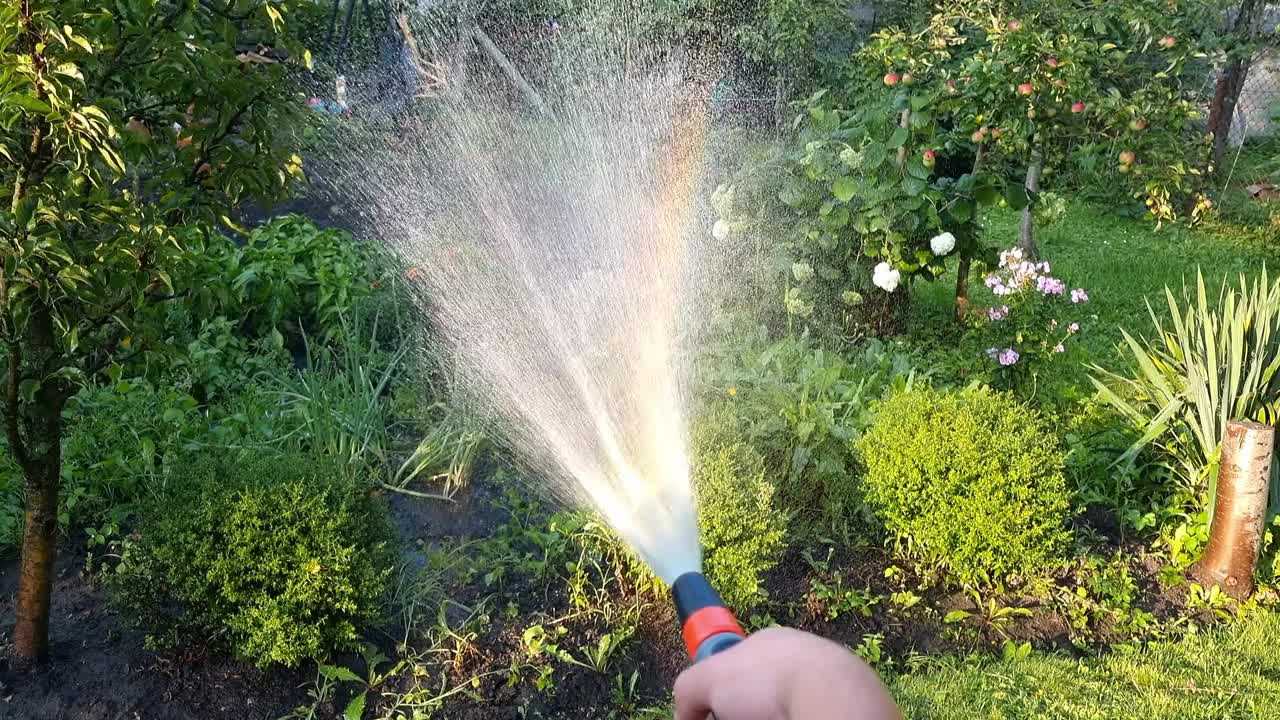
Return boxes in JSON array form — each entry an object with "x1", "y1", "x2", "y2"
[{"x1": 186, "y1": 88, "x2": 266, "y2": 187}]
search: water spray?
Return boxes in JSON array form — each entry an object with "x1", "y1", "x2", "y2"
[{"x1": 319, "y1": 22, "x2": 742, "y2": 684}]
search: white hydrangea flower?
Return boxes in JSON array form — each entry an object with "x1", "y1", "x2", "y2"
[
  {"x1": 791, "y1": 262, "x2": 815, "y2": 283},
  {"x1": 872, "y1": 262, "x2": 901, "y2": 292},
  {"x1": 712, "y1": 220, "x2": 730, "y2": 241},
  {"x1": 929, "y1": 231, "x2": 956, "y2": 256}
]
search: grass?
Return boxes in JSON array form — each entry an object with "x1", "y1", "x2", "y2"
[
  {"x1": 892, "y1": 609, "x2": 1280, "y2": 719},
  {"x1": 910, "y1": 201, "x2": 1278, "y2": 391}
]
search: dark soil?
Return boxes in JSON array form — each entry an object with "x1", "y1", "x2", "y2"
[{"x1": 0, "y1": 552, "x2": 308, "y2": 720}]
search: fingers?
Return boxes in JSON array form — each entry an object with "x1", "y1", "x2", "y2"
[{"x1": 672, "y1": 657, "x2": 717, "y2": 720}]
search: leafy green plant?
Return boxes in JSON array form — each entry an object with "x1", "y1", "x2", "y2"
[
  {"x1": 191, "y1": 216, "x2": 379, "y2": 348},
  {"x1": 276, "y1": 314, "x2": 408, "y2": 483},
  {"x1": 690, "y1": 431, "x2": 788, "y2": 613},
  {"x1": 110, "y1": 452, "x2": 394, "y2": 668},
  {"x1": 1091, "y1": 270, "x2": 1280, "y2": 506},
  {"x1": 393, "y1": 400, "x2": 488, "y2": 501},
  {"x1": 698, "y1": 328, "x2": 922, "y2": 527},
  {"x1": 857, "y1": 386, "x2": 1072, "y2": 586}
]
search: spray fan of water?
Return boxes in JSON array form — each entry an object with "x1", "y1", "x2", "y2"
[{"x1": 322, "y1": 45, "x2": 726, "y2": 584}]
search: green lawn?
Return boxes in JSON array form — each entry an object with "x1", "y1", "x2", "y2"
[
  {"x1": 892, "y1": 610, "x2": 1280, "y2": 719},
  {"x1": 910, "y1": 203, "x2": 1277, "y2": 391}
]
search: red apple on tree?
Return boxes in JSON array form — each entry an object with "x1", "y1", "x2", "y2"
[
  {"x1": 990, "y1": 127, "x2": 1003, "y2": 139},
  {"x1": 1129, "y1": 118, "x2": 1149, "y2": 131},
  {"x1": 922, "y1": 149, "x2": 936, "y2": 168},
  {"x1": 1008, "y1": 19, "x2": 1022, "y2": 31},
  {"x1": 884, "y1": 72, "x2": 900, "y2": 86},
  {"x1": 1119, "y1": 150, "x2": 1136, "y2": 165},
  {"x1": 1158, "y1": 35, "x2": 1176, "y2": 49},
  {"x1": 1046, "y1": 56, "x2": 1059, "y2": 68},
  {"x1": 901, "y1": 72, "x2": 914, "y2": 85},
  {"x1": 1071, "y1": 101, "x2": 1086, "y2": 113},
  {"x1": 1018, "y1": 82, "x2": 1035, "y2": 96}
]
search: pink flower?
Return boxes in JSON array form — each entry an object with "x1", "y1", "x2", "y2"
[
  {"x1": 998, "y1": 348, "x2": 1020, "y2": 366},
  {"x1": 984, "y1": 274, "x2": 1001, "y2": 288},
  {"x1": 1053, "y1": 343, "x2": 1065, "y2": 353},
  {"x1": 987, "y1": 305, "x2": 1010, "y2": 321},
  {"x1": 1071, "y1": 288, "x2": 1089, "y2": 303},
  {"x1": 1036, "y1": 276, "x2": 1065, "y2": 295},
  {"x1": 1068, "y1": 322, "x2": 1080, "y2": 333}
]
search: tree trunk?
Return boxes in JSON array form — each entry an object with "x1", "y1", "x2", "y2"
[
  {"x1": 12, "y1": 306, "x2": 69, "y2": 665},
  {"x1": 1190, "y1": 420, "x2": 1274, "y2": 600},
  {"x1": 471, "y1": 27, "x2": 547, "y2": 114},
  {"x1": 954, "y1": 142, "x2": 988, "y2": 323},
  {"x1": 1208, "y1": 0, "x2": 1264, "y2": 172},
  {"x1": 1017, "y1": 148, "x2": 1043, "y2": 260},
  {"x1": 954, "y1": 254, "x2": 972, "y2": 322}
]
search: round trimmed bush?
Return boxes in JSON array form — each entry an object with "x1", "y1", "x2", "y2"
[
  {"x1": 856, "y1": 386, "x2": 1071, "y2": 585},
  {"x1": 110, "y1": 452, "x2": 394, "y2": 667},
  {"x1": 692, "y1": 413, "x2": 788, "y2": 611}
]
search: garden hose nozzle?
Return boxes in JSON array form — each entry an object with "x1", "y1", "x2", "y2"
[{"x1": 672, "y1": 571, "x2": 745, "y2": 662}]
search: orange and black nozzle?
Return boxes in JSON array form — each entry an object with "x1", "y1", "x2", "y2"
[{"x1": 672, "y1": 571, "x2": 745, "y2": 662}]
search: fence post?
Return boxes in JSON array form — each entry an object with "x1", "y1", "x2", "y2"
[{"x1": 1190, "y1": 420, "x2": 1275, "y2": 599}]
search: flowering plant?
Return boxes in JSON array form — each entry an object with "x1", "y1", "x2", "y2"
[{"x1": 976, "y1": 247, "x2": 1088, "y2": 387}]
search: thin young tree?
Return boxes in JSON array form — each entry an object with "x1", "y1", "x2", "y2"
[{"x1": 1, "y1": 0, "x2": 310, "y2": 664}]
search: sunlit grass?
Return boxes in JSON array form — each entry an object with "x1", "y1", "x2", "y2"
[
  {"x1": 893, "y1": 609, "x2": 1280, "y2": 719},
  {"x1": 910, "y1": 202, "x2": 1277, "y2": 390}
]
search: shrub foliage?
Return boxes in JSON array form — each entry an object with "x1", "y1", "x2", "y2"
[
  {"x1": 111, "y1": 453, "x2": 394, "y2": 667},
  {"x1": 692, "y1": 417, "x2": 788, "y2": 611},
  {"x1": 857, "y1": 386, "x2": 1071, "y2": 585}
]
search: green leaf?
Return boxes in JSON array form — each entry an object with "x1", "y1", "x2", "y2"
[
  {"x1": 319, "y1": 665, "x2": 361, "y2": 683},
  {"x1": 1005, "y1": 186, "x2": 1031, "y2": 211},
  {"x1": 909, "y1": 111, "x2": 932, "y2": 128},
  {"x1": 4, "y1": 93, "x2": 52, "y2": 114},
  {"x1": 888, "y1": 127, "x2": 909, "y2": 149},
  {"x1": 832, "y1": 176, "x2": 857, "y2": 203},
  {"x1": 947, "y1": 199, "x2": 974, "y2": 223},
  {"x1": 906, "y1": 160, "x2": 932, "y2": 180},
  {"x1": 974, "y1": 183, "x2": 1000, "y2": 206},
  {"x1": 863, "y1": 142, "x2": 888, "y2": 170},
  {"x1": 944, "y1": 610, "x2": 973, "y2": 624},
  {"x1": 902, "y1": 177, "x2": 927, "y2": 196},
  {"x1": 344, "y1": 690, "x2": 367, "y2": 720}
]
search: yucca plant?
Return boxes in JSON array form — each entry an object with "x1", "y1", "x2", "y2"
[{"x1": 1091, "y1": 269, "x2": 1280, "y2": 510}]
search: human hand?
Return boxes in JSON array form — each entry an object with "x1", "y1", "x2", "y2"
[{"x1": 672, "y1": 626, "x2": 902, "y2": 720}]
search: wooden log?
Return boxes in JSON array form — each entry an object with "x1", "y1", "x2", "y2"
[{"x1": 1190, "y1": 419, "x2": 1274, "y2": 599}]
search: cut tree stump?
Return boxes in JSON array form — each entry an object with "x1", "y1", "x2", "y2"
[{"x1": 1190, "y1": 419, "x2": 1275, "y2": 600}]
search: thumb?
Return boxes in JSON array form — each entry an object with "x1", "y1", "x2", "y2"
[{"x1": 672, "y1": 656, "x2": 720, "y2": 720}]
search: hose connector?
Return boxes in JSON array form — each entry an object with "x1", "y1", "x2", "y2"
[{"x1": 672, "y1": 571, "x2": 745, "y2": 661}]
